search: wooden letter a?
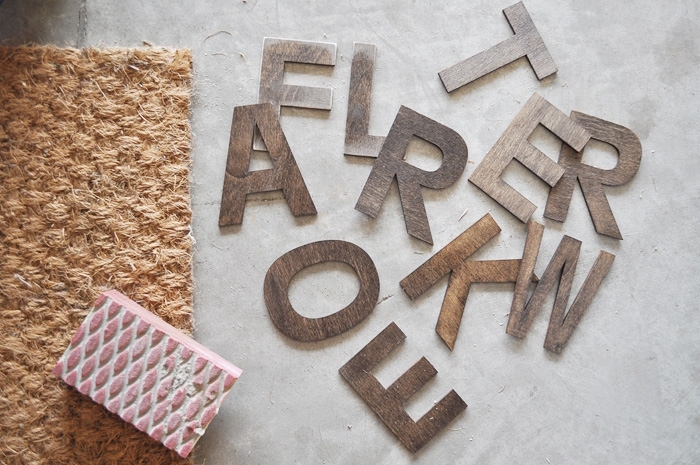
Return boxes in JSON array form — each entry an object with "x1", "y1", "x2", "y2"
[{"x1": 219, "y1": 103, "x2": 317, "y2": 226}]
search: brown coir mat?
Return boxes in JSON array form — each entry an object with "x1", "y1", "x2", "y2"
[{"x1": 0, "y1": 46, "x2": 195, "y2": 465}]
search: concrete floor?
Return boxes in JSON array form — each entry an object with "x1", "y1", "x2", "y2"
[{"x1": 2, "y1": 1, "x2": 699, "y2": 463}]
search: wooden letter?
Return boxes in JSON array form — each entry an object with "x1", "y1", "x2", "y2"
[
  {"x1": 256, "y1": 38, "x2": 337, "y2": 150},
  {"x1": 401, "y1": 214, "x2": 536, "y2": 350},
  {"x1": 355, "y1": 106, "x2": 469, "y2": 245},
  {"x1": 344, "y1": 43, "x2": 385, "y2": 158},
  {"x1": 264, "y1": 240, "x2": 379, "y2": 342},
  {"x1": 219, "y1": 103, "x2": 316, "y2": 226},
  {"x1": 469, "y1": 93, "x2": 590, "y2": 222},
  {"x1": 506, "y1": 227, "x2": 615, "y2": 354},
  {"x1": 439, "y1": 1, "x2": 557, "y2": 92},
  {"x1": 339, "y1": 322, "x2": 467, "y2": 453},
  {"x1": 544, "y1": 112, "x2": 643, "y2": 239},
  {"x1": 509, "y1": 219, "x2": 545, "y2": 327}
]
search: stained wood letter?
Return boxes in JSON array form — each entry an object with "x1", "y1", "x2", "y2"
[
  {"x1": 506, "y1": 226, "x2": 615, "y2": 354},
  {"x1": 355, "y1": 106, "x2": 469, "y2": 245},
  {"x1": 544, "y1": 112, "x2": 643, "y2": 239},
  {"x1": 469, "y1": 93, "x2": 590, "y2": 223},
  {"x1": 439, "y1": 1, "x2": 557, "y2": 92},
  {"x1": 344, "y1": 43, "x2": 385, "y2": 158},
  {"x1": 400, "y1": 213, "x2": 536, "y2": 350},
  {"x1": 339, "y1": 322, "x2": 467, "y2": 453},
  {"x1": 264, "y1": 240, "x2": 380, "y2": 342},
  {"x1": 219, "y1": 103, "x2": 316, "y2": 226},
  {"x1": 256, "y1": 38, "x2": 336, "y2": 150}
]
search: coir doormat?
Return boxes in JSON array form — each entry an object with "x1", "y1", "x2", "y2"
[{"x1": 0, "y1": 46, "x2": 194, "y2": 465}]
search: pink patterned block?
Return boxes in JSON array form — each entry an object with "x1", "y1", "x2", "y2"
[{"x1": 52, "y1": 290, "x2": 242, "y2": 458}]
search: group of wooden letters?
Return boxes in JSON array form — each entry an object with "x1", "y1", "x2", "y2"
[{"x1": 219, "y1": 2, "x2": 642, "y2": 452}]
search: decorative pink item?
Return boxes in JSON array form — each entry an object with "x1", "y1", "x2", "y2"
[{"x1": 52, "y1": 290, "x2": 242, "y2": 458}]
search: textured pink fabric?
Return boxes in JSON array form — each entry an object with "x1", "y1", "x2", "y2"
[{"x1": 53, "y1": 290, "x2": 242, "y2": 458}]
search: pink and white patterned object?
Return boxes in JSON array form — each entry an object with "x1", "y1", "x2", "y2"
[{"x1": 52, "y1": 290, "x2": 242, "y2": 458}]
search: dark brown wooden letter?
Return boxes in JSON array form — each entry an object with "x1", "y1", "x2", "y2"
[
  {"x1": 355, "y1": 106, "x2": 469, "y2": 245},
  {"x1": 507, "y1": 225, "x2": 615, "y2": 354},
  {"x1": 264, "y1": 240, "x2": 379, "y2": 342},
  {"x1": 339, "y1": 322, "x2": 467, "y2": 453},
  {"x1": 255, "y1": 38, "x2": 336, "y2": 150},
  {"x1": 544, "y1": 111, "x2": 643, "y2": 239},
  {"x1": 439, "y1": 1, "x2": 557, "y2": 92},
  {"x1": 469, "y1": 93, "x2": 590, "y2": 223},
  {"x1": 400, "y1": 214, "x2": 536, "y2": 350},
  {"x1": 344, "y1": 42, "x2": 385, "y2": 158},
  {"x1": 219, "y1": 103, "x2": 316, "y2": 226}
]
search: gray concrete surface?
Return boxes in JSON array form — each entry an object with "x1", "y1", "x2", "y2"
[{"x1": 2, "y1": 1, "x2": 699, "y2": 463}]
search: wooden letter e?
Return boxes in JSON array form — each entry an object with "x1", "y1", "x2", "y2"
[{"x1": 340, "y1": 322, "x2": 467, "y2": 453}]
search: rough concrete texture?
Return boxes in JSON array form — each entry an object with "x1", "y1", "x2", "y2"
[{"x1": 2, "y1": 1, "x2": 699, "y2": 463}]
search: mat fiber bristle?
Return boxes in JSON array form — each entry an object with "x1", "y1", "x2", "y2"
[{"x1": 0, "y1": 46, "x2": 195, "y2": 465}]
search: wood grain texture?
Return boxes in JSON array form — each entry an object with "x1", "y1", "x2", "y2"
[
  {"x1": 355, "y1": 106, "x2": 469, "y2": 244},
  {"x1": 439, "y1": 1, "x2": 557, "y2": 93},
  {"x1": 344, "y1": 43, "x2": 385, "y2": 158},
  {"x1": 264, "y1": 240, "x2": 379, "y2": 342},
  {"x1": 218, "y1": 103, "x2": 317, "y2": 226},
  {"x1": 401, "y1": 213, "x2": 501, "y2": 299},
  {"x1": 255, "y1": 38, "x2": 336, "y2": 150},
  {"x1": 469, "y1": 93, "x2": 590, "y2": 222},
  {"x1": 544, "y1": 111, "x2": 643, "y2": 239},
  {"x1": 339, "y1": 322, "x2": 467, "y2": 453},
  {"x1": 400, "y1": 214, "x2": 536, "y2": 349},
  {"x1": 436, "y1": 260, "x2": 536, "y2": 350},
  {"x1": 506, "y1": 234, "x2": 615, "y2": 354},
  {"x1": 509, "y1": 219, "x2": 545, "y2": 332}
]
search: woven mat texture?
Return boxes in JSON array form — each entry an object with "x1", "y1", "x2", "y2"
[{"x1": 0, "y1": 46, "x2": 194, "y2": 465}]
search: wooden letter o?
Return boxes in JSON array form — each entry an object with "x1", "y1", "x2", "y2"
[{"x1": 264, "y1": 240, "x2": 380, "y2": 342}]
